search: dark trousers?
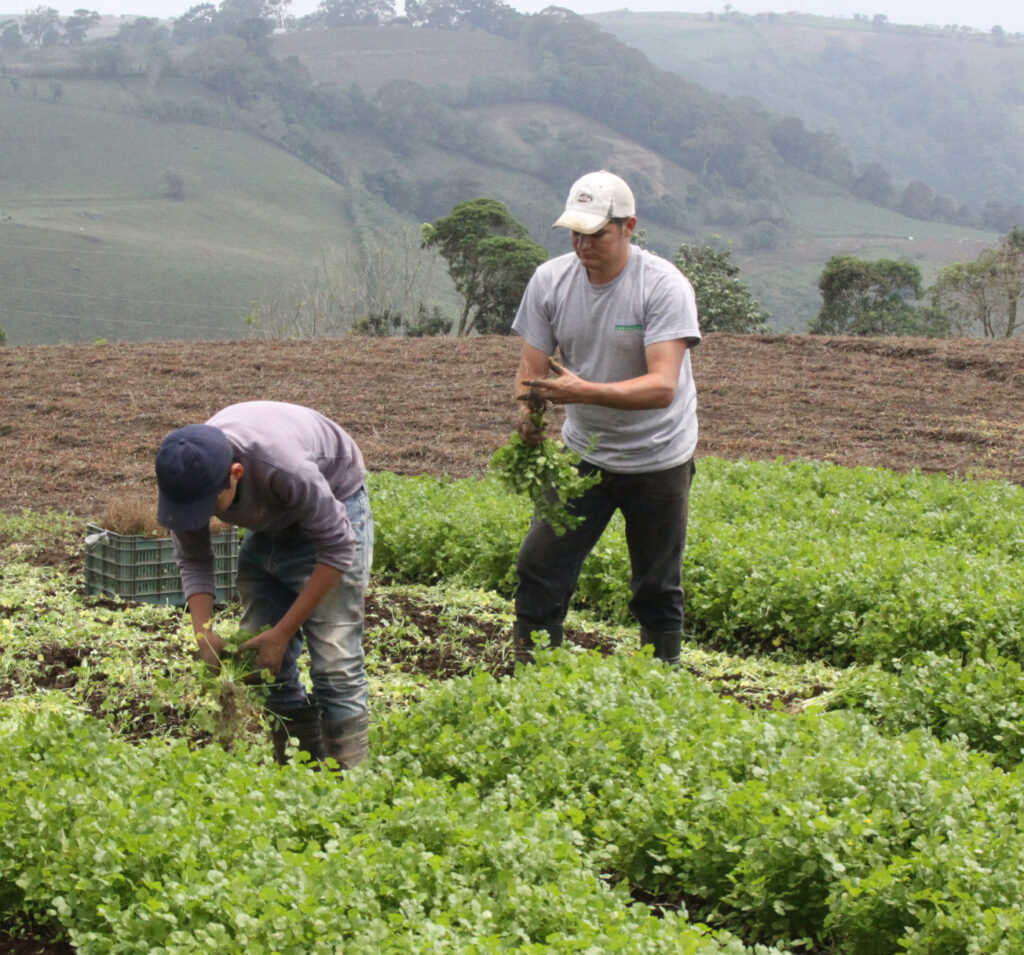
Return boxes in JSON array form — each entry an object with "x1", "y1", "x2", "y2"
[{"x1": 514, "y1": 458, "x2": 695, "y2": 636}]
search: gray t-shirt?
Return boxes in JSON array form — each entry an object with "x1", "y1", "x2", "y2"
[
  {"x1": 512, "y1": 246, "x2": 701, "y2": 473},
  {"x1": 172, "y1": 401, "x2": 366, "y2": 599}
]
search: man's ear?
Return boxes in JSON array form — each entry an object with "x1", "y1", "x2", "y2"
[{"x1": 230, "y1": 462, "x2": 244, "y2": 482}]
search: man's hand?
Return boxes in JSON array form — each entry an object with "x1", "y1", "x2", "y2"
[
  {"x1": 240, "y1": 624, "x2": 293, "y2": 675},
  {"x1": 196, "y1": 631, "x2": 226, "y2": 673},
  {"x1": 514, "y1": 383, "x2": 547, "y2": 446},
  {"x1": 516, "y1": 411, "x2": 545, "y2": 446},
  {"x1": 520, "y1": 357, "x2": 585, "y2": 406}
]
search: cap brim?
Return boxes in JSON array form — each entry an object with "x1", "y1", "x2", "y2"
[
  {"x1": 157, "y1": 488, "x2": 219, "y2": 533},
  {"x1": 552, "y1": 210, "x2": 610, "y2": 234}
]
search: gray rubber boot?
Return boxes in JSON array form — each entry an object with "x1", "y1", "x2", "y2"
[
  {"x1": 513, "y1": 621, "x2": 563, "y2": 666},
  {"x1": 266, "y1": 703, "x2": 325, "y2": 767},
  {"x1": 322, "y1": 713, "x2": 369, "y2": 773},
  {"x1": 640, "y1": 628, "x2": 682, "y2": 667}
]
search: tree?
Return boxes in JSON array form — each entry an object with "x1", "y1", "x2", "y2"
[
  {"x1": 472, "y1": 236, "x2": 549, "y2": 334},
  {"x1": 851, "y1": 162, "x2": 894, "y2": 206},
  {"x1": 810, "y1": 255, "x2": 937, "y2": 336},
  {"x1": 673, "y1": 243, "x2": 769, "y2": 333},
  {"x1": 999, "y1": 226, "x2": 1024, "y2": 337},
  {"x1": 422, "y1": 198, "x2": 547, "y2": 336},
  {"x1": 172, "y1": 3, "x2": 221, "y2": 44},
  {"x1": 929, "y1": 259, "x2": 1000, "y2": 337},
  {"x1": 768, "y1": 116, "x2": 852, "y2": 185},
  {"x1": 62, "y1": 8, "x2": 99, "y2": 44},
  {"x1": 0, "y1": 20, "x2": 24, "y2": 50},
  {"x1": 898, "y1": 180, "x2": 935, "y2": 220},
  {"x1": 316, "y1": 0, "x2": 395, "y2": 26},
  {"x1": 20, "y1": 5, "x2": 61, "y2": 46},
  {"x1": 115, "y1": 16, "x2": 170, "y2": 44},
  {"x1": 75, "y1": 41, "x2": 131, "y2": 76},
  {"x1": 180, "y1": 36, "x2": 264, "y2": 105},
  {"x1": 929, "y1": 227, "x2": 1024, "y2": 338}
]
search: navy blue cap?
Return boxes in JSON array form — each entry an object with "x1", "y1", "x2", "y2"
[{"x1": 155, "y1": 424, "x2": 233, "y2": 532}]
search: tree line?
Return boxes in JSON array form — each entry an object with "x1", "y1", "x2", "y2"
[
  {"x1": 811, "y1": 228, "x2": 1024, "y2": 338},
  {"x1": 419, "y1": 200, "x2": 1020, "y2": 340},
  {"x1": 4, "y1": 0, "x2": 1016, "y2": 237}
]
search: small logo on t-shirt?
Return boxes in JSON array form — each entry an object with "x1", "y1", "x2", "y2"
[{"x1": 615, "y1": 323, "x2": 643, "y2": 332}]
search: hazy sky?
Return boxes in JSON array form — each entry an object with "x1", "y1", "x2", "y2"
[
  {"x1": 8, "y1": 0, "x2": 1022, "y2": 35},
  {"x1": 515, "y1": 1, "x2": 1022, "y2": 33}
]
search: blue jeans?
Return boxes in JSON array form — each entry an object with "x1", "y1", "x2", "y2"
[
  {"x1": 515, "y1": 459, "x2": 695, "y2": 636},
  {"x1": 236, "y1": 487, "x2": 373, "y2": 723}
]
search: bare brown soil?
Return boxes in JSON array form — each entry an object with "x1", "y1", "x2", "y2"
[{"x1": 2, "y1": 333, "x2": 1023, "y2": 522}]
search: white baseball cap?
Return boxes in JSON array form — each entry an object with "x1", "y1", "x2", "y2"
[{"x1": 552, "y1": 170, "x2": 636, "y2": 234}]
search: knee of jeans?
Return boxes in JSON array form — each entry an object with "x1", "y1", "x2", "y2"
[
  {"x1": 312, "y1": 671, "x2": 368, "y2": 720},
  {"x1": 310, "y1": 648, "x2": 366, "y2": 687}
]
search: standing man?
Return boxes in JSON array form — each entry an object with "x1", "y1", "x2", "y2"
[
  {"x1": 511, "y1": 170, "x2": 701, "y2": 667},
  {"x1": 155, "y1": 401, "x2": 372, "y2": 770}
]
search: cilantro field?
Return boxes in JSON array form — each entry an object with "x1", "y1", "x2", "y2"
[{"x1": 3, "y1": 333, "x2": 1024, "y2": 952}]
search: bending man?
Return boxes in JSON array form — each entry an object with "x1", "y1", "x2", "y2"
[{"x1": 156, "y1": 400, "x2": 372, "y2": 769}]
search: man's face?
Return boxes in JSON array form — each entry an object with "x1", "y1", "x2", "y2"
[
  {"x1": 215, "y1": 463, "x2": 242, "y2": 513},
  {"x1": 215, "y1": 483, "x2": 236, "y2": 513},
  {"x1": 570, "y1": 217, "x2": 635, "y2": 280}
]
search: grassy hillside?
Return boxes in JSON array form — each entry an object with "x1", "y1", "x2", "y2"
[
  {"x1": 0, "y1": 83, "x2": 463, "y2": 345},
  {"x1": 592, "y1": 11, "x2": 1024, "y2": 211},
  {"x1": 743, "y1": 169, "x2": 998, "y2": 323},
  {"x1": 0, "y1": 19, "x2": 1006, "y2": 343}
]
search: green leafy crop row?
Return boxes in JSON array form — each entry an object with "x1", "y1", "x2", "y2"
[
  {"x1": 823, "y1": 650, "x2": 1024, "y2": 770},
  {"x1": 4, "y1": 457, "x2": 1024, "y2": 951},
  {"x1": 370, "y1": 458, "x2": 1024, "y2": 665},
  {"x1": 5, "y1": 650, "x2": 1024, "y2": 952},
  {"x1": 375, "y1": 651, "x2": 1024, "y2": 952},
  {"x1": 0, "y1": 702, "x2": 771, "y2": 955}
]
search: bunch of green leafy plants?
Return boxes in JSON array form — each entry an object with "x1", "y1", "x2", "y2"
[{"x1": 489, "y1": 412, "x2": 600, "y2": 535}]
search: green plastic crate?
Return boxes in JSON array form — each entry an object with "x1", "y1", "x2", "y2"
[{"x1": 84, "y1": 523, "x2": 239, "y2": 605}]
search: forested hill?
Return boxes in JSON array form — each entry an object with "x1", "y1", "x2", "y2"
[
  {"x1": 0, "y1": 3, "x2": 1004, "y2": 344},
  {"x1": 593, "y1": 10, "x2": 1024, "y2": 228}
]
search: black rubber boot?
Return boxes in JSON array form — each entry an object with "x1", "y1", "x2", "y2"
[
  {"x1": 513, "y1": 621, "x2": 563, "y2": 666},
  {"x1": 322, "y1": 713, "x2": 369, "y2": 773},
  {"x1": 266, "y1": 703, "x2": 325, "y2": 767},
  {"x1": 640, "y1": 628, "x2": 682, "y2": 667}
]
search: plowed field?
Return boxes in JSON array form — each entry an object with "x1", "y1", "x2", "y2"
[{"x1": 2, "y1": 333, "x2": 1022, "y2": 523}]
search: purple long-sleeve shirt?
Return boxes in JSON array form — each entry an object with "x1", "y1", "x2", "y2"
[{"x1": 171, "y1": 401, "x2": 366, "y2": 600}]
